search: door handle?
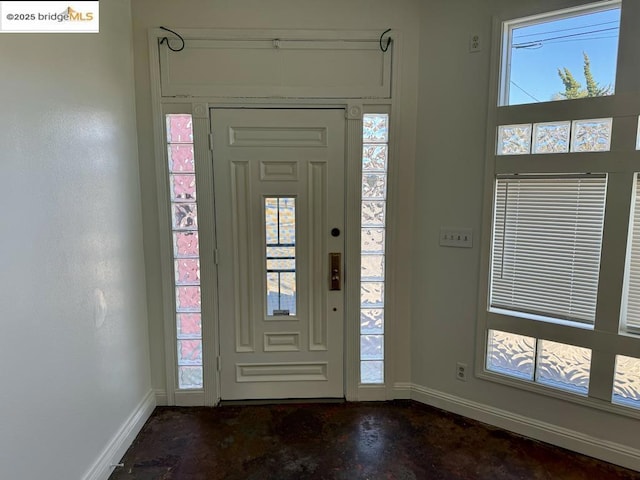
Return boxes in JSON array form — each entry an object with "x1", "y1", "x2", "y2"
[{"x1": 330, "y1": 253, "x2": 341, "y2": 290}]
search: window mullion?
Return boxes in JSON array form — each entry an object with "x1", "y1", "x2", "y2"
[{"x1": 594, "y1": 172, "x2": 634, "y2": 333}]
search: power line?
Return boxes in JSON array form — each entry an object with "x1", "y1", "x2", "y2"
[
  {"x1": 545, "y1": 35, "x2": 618, "y2": 45},
  {"x1": 512, "y1": 20, "x2": 619, "y2": 39},
  {"x1": 510, "y1": 81, "x2": 541, "y2": 102},
  {"x1": 513, "y1": 26, "x2": 618, "y2": 48}
]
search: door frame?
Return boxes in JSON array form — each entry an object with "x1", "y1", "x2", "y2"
[{"x1": 148, "y1": 29, "x2": 400, "y2": 406}]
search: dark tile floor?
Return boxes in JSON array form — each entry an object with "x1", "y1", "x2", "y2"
[{"x1": 109, "y1": 400, "x2": 640, "y2": 480}]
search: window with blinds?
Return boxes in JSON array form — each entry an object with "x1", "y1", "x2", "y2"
[
  {"x1": 490, "y1": 175, "x2": 607, "y2": 325},
  {"x1": 621, "y1": 175, "x2": 640, "y2": 333}
]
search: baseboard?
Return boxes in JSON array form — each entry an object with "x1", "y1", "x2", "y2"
[
  {"x1": 392, "y1": 382, "x2": 412, "y2": 399},
  {"x1": 154, "y1": 388, "x2": 168, "y2": 406},
  {"x1": 410, "y1": 383, "x2": 640, "y2": 472},
  {"x1": 81, "y1": 389, "x2": 156, "y2": 480}
]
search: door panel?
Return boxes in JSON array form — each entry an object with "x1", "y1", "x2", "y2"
[{"x1": 212, "y1": 108, "x2": 345, "y2": 400}]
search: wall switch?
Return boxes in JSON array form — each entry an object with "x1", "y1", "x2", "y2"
[{"x1": 439, "y1": 227, "x2": 473, "y2": 248}]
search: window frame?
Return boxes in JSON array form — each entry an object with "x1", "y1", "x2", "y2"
[{"x1": 477, "y1": 0, "x2": 640, "y2": 418}]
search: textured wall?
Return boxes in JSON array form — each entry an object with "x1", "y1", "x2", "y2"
[{"x1": 0, "y1": 1, "x2": 151, "y2": 478}]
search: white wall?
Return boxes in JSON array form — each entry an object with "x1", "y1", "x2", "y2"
[
  {"x1": 0, "y1": 1, "x2": 152, "y2": 478},
  {"x1": 131, "y1": 0, "x2": 420, "y2": 399},
  {"x1": 412, "y1": 0, "x2": 640, "y2": 467}
]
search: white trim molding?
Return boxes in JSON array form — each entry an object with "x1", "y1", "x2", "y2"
[
  {"x1": 81, "y1": 389, "x2": 156, "y2": 480},
  {"x1": 410, "y1": 383, "x2": 640, "y2": 472}
]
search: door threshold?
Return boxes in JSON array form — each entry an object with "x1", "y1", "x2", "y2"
[{"x1": 219, "y1": 397, "x2": 345, "y2": 406}]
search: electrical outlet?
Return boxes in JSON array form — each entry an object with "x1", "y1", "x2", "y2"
[
  {"x1": 439, "y1": 227, "x2": 473, "y2": 248},
  {"x1": 469, "y1": 34, "x2": 481, "y2": 53},
  {"x1": 456, "y1": 362, "x2": 467, "y2": 381}
]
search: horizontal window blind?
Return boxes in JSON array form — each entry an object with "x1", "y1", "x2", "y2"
[
  {"x1": 491, "y1": 175, "x2": 607, "y2": 324},
  {"x1": 622, "y1": 175, "x2": 640, "y2": 332}
]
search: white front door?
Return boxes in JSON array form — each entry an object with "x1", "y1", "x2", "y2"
[{"x1": 211, "y1": 108, "x2": 345, "y2": 400}]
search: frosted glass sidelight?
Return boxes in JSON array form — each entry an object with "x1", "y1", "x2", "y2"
[
  {"x1": 166, "y1": 114, "x2": 193, "y2": 143},
  {"x1": 172, "y1": 204, "x2": 198, "y2": 230},
  {"x1": 170, "y1": 174, "x2": 197, "y2": 201},
  {"x1": 361, "y1": 201, "x2": 386, "y2": 227},
  {"x1": 362, "y1": 145, "x2": 388, "y2": 172},
  {"x1": 361, "y1": 308, "x2": 384, "y2": 335},
  {"x1": 360, "y1": 114, "x2": 388, "y2": 385},
  {"x1": 571, "y1": 118, "x2": 612, "y2": 152},
  {"x1": 266, "y1": 258, "x2": 295, "y2": 270},
  {"x1": 168, "y1": 145, "x2": 195, "y2": 173},
  {"x1": 361, "y1": 255, "x2": 385, "y2": 281},
  {"x1": 167, "y1": 113, "x2": 202, "y2": 390},
  {"x1": 613, "y1": 355, "x2": 640, "y2": 408},
  {"x1": 179, "y1": 366, "x2": 203, "y2": 389},
  {"x1": 361, "y1": 228, "x2": 385, "y2": 254},
  {"x1": 497, "y1": 124, "x2": 531, "y2": 155},
  {"x1": 533, "y1": 121, "x2": 570, "y2": 154},
  {"x1": 362, "y1": 174, "x2": 387, "y2": 200},
  {"x1": 360, "y1": 282, "x2": 384, "y2": 307},
  {"x1": 361, "y1": 361, "x2": 384, "y2": 384},
  {"x1": 536, "y1": 340, "x2": 591, "y2": 394},
  {"x1": 361, "y1": 335, "x2": 384, "y2": 360},
  {"x1": 486, "y1": 330, "x2": 535, "y2": 380},
  {"x1": 175, "y1": 259, "x2": 200, "y2": 285},
  {"x1": 173, "y1": 232, "x2": 199, "y2": 258},
  {"x1": 178, "y1": 339, "x2": 203, "y2": 366},
  {"x1": 176, "y1": 286, "x2": 201, "y2": 312},
  {"x1": 363, "y1": 114, "x2": 389, "y2": 143},
  {"x1": 177, "y1": 313, "x2": 201, "y2": 339}
]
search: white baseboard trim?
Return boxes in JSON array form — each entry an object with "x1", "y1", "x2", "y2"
[
  {"x1": 154, "y1": 389, "x2": 168, "y2": 406},
  {"x1": 392, "y1": 382, "x2": 412, "y2": 399},
  {"x1": 81, "y1": 389, "x2": 156, "y2": 480},
  {"x1": 410, "y1": 383, "x2": 640, "y2": 472}
]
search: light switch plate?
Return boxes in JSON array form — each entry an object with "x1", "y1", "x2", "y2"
[{"x1": 440, "y1": 227, "x2": 473, "y2": 248}]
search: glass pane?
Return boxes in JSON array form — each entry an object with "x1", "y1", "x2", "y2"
[
  {"x1": 362, "y1": 174, "x2": 387, "y2": 200},
  {"x1": 170, "y1": 174, "x2": 197, "y2": 202},
  {"x1": 172, "y1": 203, "x2": 198, "y2": 230},
  {"x1": 173, "y1": 232, "x2": 199, "y2": 258},
  {"x1": 178, "y1": 366, "x2": 203, "y2": 389},
  {"x1": 266, "y1": 258, "x2": 295, "y2": 270},
  {"x1": 361, "y1": 255, "x2": 385, "y2": 281},
  {"x1": 361, "y1": 201, "x2": 385, "y2": 227},
  {"x1": 167, "y1": 144, "x2": 195, "y2": 173},
  {"x1": 176, "y1": 286, "x2": 201, "y2": 312},
  {"x1": 363, "y1": 114, "x2": 389, "y2": 143},
  {"x1": 362, "y1": 144, "x2": 388, "y2": 172},
  {"x1": 166, "y1": 114, "x2": 193, "y2": 143},
  {"x1": 533, "y1": 121, "x2": 571, "y2": 154},
  {"x1": 536, "y1": 340, "x2": 591, "y2": 394},
  {"x1": 177, "y1": 313, "x2": 201, "y2": 339},
  {"x1": 486, "y1": 330, "x2": 535, "y2": 380},
  {"x1": 278, "y1": 198, "x2": 296, "y2": 244},
  {"x1": 266, "y1": 272, "x2": 297, "y2": 316},
  {"x1": 266, "y1": 246, "x2": 295, "y2": 258},
  {"x1": 504, "y1": 6, "x2": 620, "y2": 106},
  {"x1": 361, "y1": 308, "x2": 384, "y2": 335},
  {"x1": 174, "y1": 259, "x2": 200, "y2": 285},
  {"x1": 613, "y1": 355, "x2": 640, "y2": 408},
  {"x1": 361, "y1": 335, "x2": 384, "y2": 360},
  {"x1": 361, "y1": 282, "x2": 384, "y2": 307},
  {"x1": 361, "y1": 361, "x2": 384, "y2": 384},
  {"x1": 361, "y1": 228, "x2": 385, "y2": 254},
  {"x1": 265, "y1": 198, "x2": 279, "y2": 244},
  {"x1": 177, "y1": 339, "x2": 202, "y2": 366},
  {"x1": 571, "y1": 118, "x2": 612, "y2": 152},
  {"x1": 497, "y1": 124, "x2": 531, "y2": 155}
]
